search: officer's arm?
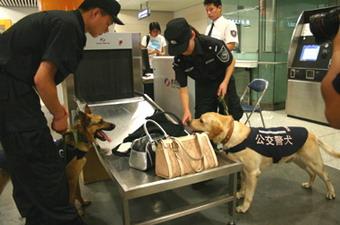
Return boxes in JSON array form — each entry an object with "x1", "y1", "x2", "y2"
[
  {"x1": 179, "y1": 87, "x2": 192, "y2": 124},
  {"x1": 321, "y1": 33, "x2": 340, "y2": 128},
  {"x1": 34, "y1": 61, "x2": 66, "y2": 119},
  {"x1": 223, "y1": 58, "x2": 235, "y2": 83},
  {"x1": 179, "y1": 87, "x2": 190, "y2": 113},
  {"x1": 217, "y1": 58, "x2": 235, "y2": 97}
]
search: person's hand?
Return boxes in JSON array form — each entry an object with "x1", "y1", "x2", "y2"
[
  {"x1": 51, "y1": 106, "x2": 68, "y2": 134},
  {"x1": 182, "y1": 110, "x2": 192, "y2": 125},
  {"x1": 217, "y1": 80, "x2": 228, "y2": 98},
  {"x1": 155, "y1": 49, "x2": 162, "y2": 56}
]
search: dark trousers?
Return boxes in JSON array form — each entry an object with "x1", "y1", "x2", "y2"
[
  {"x1": 0, "y1": 73, "x2": 84, "y2": 225},
  {"x1": 195, "y1": 77, "x2": 243, "y2": 120}
]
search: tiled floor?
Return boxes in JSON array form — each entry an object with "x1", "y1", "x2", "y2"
[{"x1": 0, "y1": 110, "x2": 339, "y2": 225}]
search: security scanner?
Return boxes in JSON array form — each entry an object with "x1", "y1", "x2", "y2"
[
  {"x1": 286, "y1": 7, "x2": 336, "y2": 124},
  {"x1": 74, "y1": 32, "x2": 143, "y2": 103}
]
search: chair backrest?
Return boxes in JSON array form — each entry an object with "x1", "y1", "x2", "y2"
[
  {"x1": 248, "y1": 79, "x2": 269, "y2": 92},
  {"x1": 240, "y1": 78, "x2": 269, "y2": 107}
]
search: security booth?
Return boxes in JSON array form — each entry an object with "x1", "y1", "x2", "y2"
[{"x1": 286, "y1": 7, "x2": 336, "y2": 124}]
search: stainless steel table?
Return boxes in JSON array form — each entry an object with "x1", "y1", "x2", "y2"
[{"x1": 89, "y1": 97, "x2": 242, "y2": 225}]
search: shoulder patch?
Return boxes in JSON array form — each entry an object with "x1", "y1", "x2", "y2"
[
  {"x1": 216, "y1": 45, "x2": 230, "y2": 63},
  {"x1": 230, "y1": 30, "x2": 237, "y2": 37}
]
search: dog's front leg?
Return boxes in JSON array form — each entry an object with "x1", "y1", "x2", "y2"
[
  {"x1": 66, "y1": 158, "x2": 86, "y2": 204},
  {"x1": 0, "y1": 169, "x2": 10, "y2": 195},
  {"x1": 75, "y1": 179, "x2": 91, "y2": 207},
  {"x1": 236, "y1": 170, "x2": 246, "y2": 199},
  {"x1": 236, "y1": 170, "x2": 260, "y2": 213}
]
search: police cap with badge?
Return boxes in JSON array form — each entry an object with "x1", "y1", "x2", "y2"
[
  {"x1": 79, "y1": 0, "x2": 124, "y2": 25},
  {"x1": 164, "y1": 18, "x2": 192, "y2": 56}
]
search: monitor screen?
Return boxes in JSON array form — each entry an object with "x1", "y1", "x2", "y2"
[
  {"x1": 75, "y1": 49, "x2": 134, "y2": 102},
  {"x1": 299, "y1": 44, "x2": 320, "y2": 61}
]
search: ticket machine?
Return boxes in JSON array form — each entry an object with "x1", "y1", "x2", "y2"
[{"x1": 286, "y1": 7, "x2": 336, "y2": 124}]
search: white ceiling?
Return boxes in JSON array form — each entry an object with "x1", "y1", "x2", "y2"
[
  {"x1": 119, "y1": 0, "x2": 202, "y2": 11},
  {"x1": 0, "y1": 0, "x2": 203, "y2": 11}
]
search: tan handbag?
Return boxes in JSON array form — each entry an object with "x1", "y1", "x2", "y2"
[{"x1": 148, "y1": 120, "x2": 218, "y2": 179}]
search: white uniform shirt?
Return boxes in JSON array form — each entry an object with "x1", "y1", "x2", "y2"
[
  {"x1": 141, "y1": 34, "x2": 167, "y2": 54},
  {"x1": 205, "y1": 16, "x2": 239, "y2": 45}
]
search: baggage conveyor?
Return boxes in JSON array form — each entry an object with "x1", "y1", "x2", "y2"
[{"x1": 88, "y1": 96, "x2": 243, "y2": 225}]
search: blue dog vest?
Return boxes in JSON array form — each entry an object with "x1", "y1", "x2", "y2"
[{"x1": 227, "y1": 127, "x2": 308, "y2": 163}]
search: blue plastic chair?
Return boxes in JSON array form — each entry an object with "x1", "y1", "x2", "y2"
[{"x1": 240, "y1": 79, "x2": 269, "y2": 127}]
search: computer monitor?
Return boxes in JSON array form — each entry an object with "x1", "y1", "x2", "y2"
[
  {"x1": 141, "y1": 48, "x2": 153, "y2": 75},
  {"x1": 299, "y1": 44, "x2": 320, "y2": 62}
]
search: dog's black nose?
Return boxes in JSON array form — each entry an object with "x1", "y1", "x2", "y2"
[{"x1": 110, "y1": 123, "x2": 116, "y2": 130}]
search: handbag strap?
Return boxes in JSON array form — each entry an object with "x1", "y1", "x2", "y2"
[
  {"x1": 171, "y1": 134, "x2": 204, "y2": 173},
  {"x1": 171, "y1": 135, "x2": 203, "y2": 161},
  {"x1": 144, "y1": 119, "x2": 169, "y2": 141}
]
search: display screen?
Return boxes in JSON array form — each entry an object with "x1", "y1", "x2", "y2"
[{"x1": 299, "y1": 44, "x2": 320, "y2": 61}]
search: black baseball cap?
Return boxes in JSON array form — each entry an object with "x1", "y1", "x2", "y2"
[
  {"x1": 164, "y1": 18, "x2": 192, "y2": 55},
  {"x1": 79, "y1": 0, "x2": 124, "y2": 25}
]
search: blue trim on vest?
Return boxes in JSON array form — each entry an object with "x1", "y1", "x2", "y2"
[{"x1": 227, "y1": 127, "x2": 308, "y2": 163}]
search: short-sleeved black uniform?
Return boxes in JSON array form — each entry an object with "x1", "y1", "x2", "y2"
[
  {"x1": 0, "y1": 10, "x2": 86, "y2": 225},
  {"x1": 173, "y1": 35, "x2": 243, "y2": 120}
]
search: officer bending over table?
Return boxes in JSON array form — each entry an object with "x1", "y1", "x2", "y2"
[{"x1": 164, "y1": 18, "x2": 243, "y2": 125}]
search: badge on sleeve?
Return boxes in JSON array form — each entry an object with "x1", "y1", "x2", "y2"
[
  {"x1": 216, "y1": 45, "x2": 230, "y2": 62},
  {"x1": 231, "y1": 30, "x2": 237, "y2": 37}
]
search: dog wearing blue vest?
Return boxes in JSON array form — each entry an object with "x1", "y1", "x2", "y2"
[{"x1": 190, "y1": 112, "x2": 340, "y2": 213}]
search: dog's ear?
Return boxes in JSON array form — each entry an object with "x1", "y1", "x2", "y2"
[
  {"x1": 84, "y1": 105, "x2": 91, "y2": 114},
  {"x1": 77, "y1": 111, "x2": 91, "y2": 127},
  {"x1": 208, "y1": 125, "x2": 223, "y2": 140}
]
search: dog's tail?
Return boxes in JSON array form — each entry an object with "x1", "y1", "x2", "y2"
[{"x1": 318, "y1": 139, "x2": 340, "y2": 158}]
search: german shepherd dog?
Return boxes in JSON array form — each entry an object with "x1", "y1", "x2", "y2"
[{"x1": 0, "y1": 105, "x2": 115, "y2": 215}]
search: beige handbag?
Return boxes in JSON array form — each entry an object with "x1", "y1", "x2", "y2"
[{"x1": 148, "y1": 120, "x2": 218, "y2": 179}]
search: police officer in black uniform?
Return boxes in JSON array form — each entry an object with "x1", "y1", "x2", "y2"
[
  {"x1": 164, "y1": 18, "x2": 243, "y2": 124},
  {"x1": 0, "y1": 0, "x2": 123, "y2": 224}
]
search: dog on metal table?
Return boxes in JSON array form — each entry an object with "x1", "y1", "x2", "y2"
[
  {"x1": 190, "y1": 112, "x2": 340, "y2": 213},
  {"x1": 0, "y1": 105, "x2": 115, "y2": 215}
]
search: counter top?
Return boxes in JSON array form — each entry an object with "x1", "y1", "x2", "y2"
[{"x1": 235, "y1": 60, "x2": 258, "y2": 68}]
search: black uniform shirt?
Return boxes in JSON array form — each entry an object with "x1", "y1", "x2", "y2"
[
  {"x1": 173, "y1": 35, "x2": 233, "y2": 87},
  {"x1": 0, "y1": 10, "x2": 86, "y2": 86}
]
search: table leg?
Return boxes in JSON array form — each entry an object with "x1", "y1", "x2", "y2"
[
  {"x1": 227, "y1": 172, "x2": 237, "y2": 225},
  {"x1": 122, "y1": 198, "x2": 131, "y2": 225}
]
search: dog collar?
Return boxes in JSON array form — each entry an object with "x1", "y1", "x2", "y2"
[{"x1": 221, "y1": 118, "x2": 234, "y2": 145}]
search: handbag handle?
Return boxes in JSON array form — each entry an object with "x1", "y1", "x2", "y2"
[
  {"x1": 171, "y1": 133, "x2": 205, "y2": 172},
  {"x1": 144, "y1": 119, "x2": 169, "y2": 141}
]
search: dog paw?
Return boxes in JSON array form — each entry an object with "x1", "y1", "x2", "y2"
[
  {"x1": 236, "y1": 205, "x2": 249, "y2": 213},
  {"x1": 326, "y1": 192, "x2": 336, "y2": 200},
  {"x1": 236, "y1": 191, "x2": 245, "y2": 199},
  {"x1": 74, "y1": 201, "x2": 85, "y2": 216},
  {"x1": 301, "y1": 182, "x2": 312, "y2": 189},
  {"x1": 81, "y1": 200, "x2": 92, "y2": 207}
]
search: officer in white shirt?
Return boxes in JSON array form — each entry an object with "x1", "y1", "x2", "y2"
[{"x1": 204, "y1": 0, "x2": 239, "y2": 51}]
